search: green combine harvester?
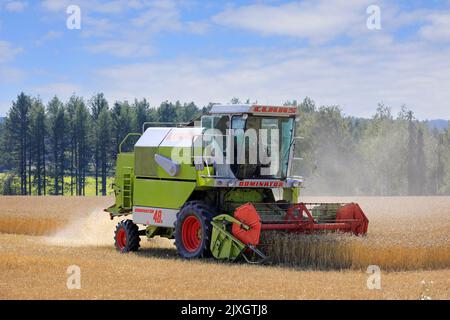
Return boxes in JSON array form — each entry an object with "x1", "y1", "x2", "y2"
[{"x1": 105, "y1": 104, "x2": 368, "y2": 262}]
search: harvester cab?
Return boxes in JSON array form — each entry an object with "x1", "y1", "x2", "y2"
[{"x1": 105, "y1": 104, "x2": 368, "y2": 262}]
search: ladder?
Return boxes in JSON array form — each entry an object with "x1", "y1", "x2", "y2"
[{"x1": 122, "y1": 167, "x2": 132, "y2": 209}]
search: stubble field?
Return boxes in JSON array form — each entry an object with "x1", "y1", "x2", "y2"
[{"x1": 0, "y1": 196, "x2": 449, "y2": 300}]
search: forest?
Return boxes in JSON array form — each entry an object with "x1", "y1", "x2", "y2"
[{"x1": 0, "y1": 93, "x2": 449, "y2": 196}]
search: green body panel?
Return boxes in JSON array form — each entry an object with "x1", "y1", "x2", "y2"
[
  {"x1": 157, "y1": 146, "x2": 197, "y2": 180},
  {"x1": 283, "y1": 187, "x2": 300, "y2": 203},
  {"x1": 106, "y1": 152, "x2": 135, "y2": 216},
  {"x1": 146, "y1": 225, "x2": 159, "y2": 238},
  {"x1": 210, "y1": 214, "x2": 247, "y2": 261},
  {"x1": 222, "y1": 189, "x2": 265, "y2": 212},
  {"x1": 146, "y1": 225, "x2": 174, "y2": 238},
  {"x1": 135, "y1": 146, "x2": 158, "y2": 177},
  {"x1": 135, "y1": 145, "x2": 198, "y2": 180},
  {"x1": 224, "y1": 189, "x2": 264, "y2": 203},
  {"x1": 133, "y1": 178, "x2": 196, "y2": 209}
]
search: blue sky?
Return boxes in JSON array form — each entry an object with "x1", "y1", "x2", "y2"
[{"x1": 0, "y1": 0, "x2": 450, "y2": 119}]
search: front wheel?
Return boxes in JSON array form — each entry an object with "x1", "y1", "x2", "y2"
[
  {"x1": 114, "y1": 220, "x2": 140, "y2": 253},
  {"x1": 174, "y1": 201, "x2": 215, "y2": 259}
]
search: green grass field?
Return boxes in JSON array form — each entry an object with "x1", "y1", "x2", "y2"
[
  {"x1": 66, "y1": 176, "x2": 114, "y2": 196},
  {"x1": 0, "y1": 173, "x2": 114, "y2": 196}
]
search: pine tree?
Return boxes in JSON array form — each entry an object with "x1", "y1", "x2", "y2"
[
  {"x1": 29, "y1": 99, "x2": 47, "y2": 195},
  {"x1": 66, "y1": 97, "x2": 77, "y2": 195},
  {"x1": 132, "y1": 98, "x2": 149, "y2": 133},
  {"x1": 111, "y1": 101, "x2": 133, "y2": 157},
  {"x1": 73, "y1": 98, "x2": 90, "y2": 195},
  {"x1": 157, "y1": 101, "x2": 177, "y2": 123},
  {"x1": 5, "y1": 93, "x2": 31, "y2": 195},
  {"x1": 47, "y1": 96, "x2": 65, "y2": 195},
  {"x1": 89, "y1": 93, "x2": 108, "y2": 195},
  {"x1": 98, "y1": 109, "x2": 111, "y2": 195}
]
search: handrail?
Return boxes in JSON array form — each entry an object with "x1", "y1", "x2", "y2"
[{"x1": 119, "y1": 133, "x2": 141, "y2": 153}]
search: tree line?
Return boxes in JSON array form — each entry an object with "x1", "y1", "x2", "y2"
[
  {"x1": 0, "y1": 93, "x2": 449, "y2": 196},
  {"x1": 0, "y1": 92, "x2": 205, "y2": 195},
  {"x1": 292, "y1": 98, "x2": 450, "y2": 196}
]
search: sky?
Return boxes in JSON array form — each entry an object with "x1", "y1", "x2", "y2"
[{"x1": 0, "y1": 0, "x2": 450, "y2": 119}]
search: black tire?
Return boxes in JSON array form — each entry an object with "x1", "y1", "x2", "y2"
[
  {"x1": 174, "y1": 201, "x2": 216, "y2": 259},
  {"x1": 114, "y1": 219, "x2": 141, "y2": 253}
]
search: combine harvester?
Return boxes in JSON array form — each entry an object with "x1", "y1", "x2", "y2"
[{"x1": 105, "y1": 104, "x2": 368, "y2": 262}]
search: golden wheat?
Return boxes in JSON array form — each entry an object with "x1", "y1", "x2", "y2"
[
  {"x1": 263, "y1": 232, "x2": 449, "y2": 271},
  {"x1": 0, "y1": 216, "x2": 66, "y2": 236},
  {"x1": 0, "y1": 195, "x2": 449, "y2": 300},
  {"x1": 0, "y1": 196, "x2": 449, "y2": 272},
  {"x1": 0, "y1": 196, "x2": 113, "y2": 235},
  {"x1": 1, "y1": 233, "x2": 449, "y2": 300}
]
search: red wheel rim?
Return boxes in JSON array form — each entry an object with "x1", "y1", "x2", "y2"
[
  {"x1": 117, "y1": 228, "x2": 127, "y2": 250},
  {"x1": 181, "y1": 215, "x2": 202, "y2": 252}
]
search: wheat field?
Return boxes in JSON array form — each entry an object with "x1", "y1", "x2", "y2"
[{"x1": 0, "y1": 196, "x2": 449, "y2": 299}]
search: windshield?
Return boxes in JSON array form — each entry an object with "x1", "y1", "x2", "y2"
[{"x1": 231, "y1": 115, "x2": 294, "y2": 179}]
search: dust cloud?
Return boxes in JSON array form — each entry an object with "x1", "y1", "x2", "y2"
[{"x1": 44, "y1": 209, "x2": 118, "y2": 247}]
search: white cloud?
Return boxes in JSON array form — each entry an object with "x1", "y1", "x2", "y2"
[
  {"x1": 0, "y1": 40, "x2": 22, "y2": 63},
  {"x1": 132, "y1": 2, "x2": 179, "y2": 30},
  {"x1": 84, "y1": 0, "x2": 139, "y2": 14},
  {"x1": 41, "y1": 0, "x2": 70, "y2": 12},
  {"x1": 42, "y1": 0, "x2": 164, "y2": 14},
  {"x1": 94, "y1": 38, "x2": 450, "y2": 119},
  {"x1": 5, "y1": 1, "x2": 27, "y2": 12},
  {"x1": 87, "y1": 40, "x2": 155, "y2": 58},
  {"x1": 213, "y1": 0, "x2": 372, "y2": 43},
  {"x1": 131, "y1": 0, "x2": 208, "y2": 34},
  {"x1": 41, "y1": 0, "x2": 133, "y2": 13},
  {"x1": 0, "y1": 40, "x2": 24, "y2": 87},
  {"x1": 40, "y1": 0, "x2": 207, "y2": 58},
  {"x1": 80, "y1": 16, "x2": 115, "y2": 38},
  {"x1": 0, "y1": 65, "x2": 25, "y2": 83},
  {"x1": 34, "y1": 30, "x2": 63, "y2": 46},
  {"x1": 419, "y1": 12, "x2": 450, "y2": 42}
]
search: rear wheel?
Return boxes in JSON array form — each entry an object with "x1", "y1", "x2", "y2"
[
  {"x1": 114, "y1": 220, "x2": 140, "y2": 253},
  {"x1": 174, "y1": 201, "x2": 215, "y2": 259}
]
